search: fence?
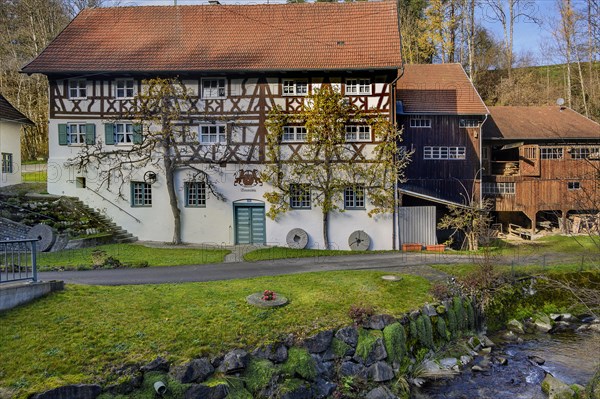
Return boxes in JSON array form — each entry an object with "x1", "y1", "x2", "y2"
[{"x1": 0, "y1": 239, "x2": 37, "y2": 284}]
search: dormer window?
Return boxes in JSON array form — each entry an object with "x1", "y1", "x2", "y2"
[
  {"x1": 282, "y1": 80, "x2": 308, "y2": 96},
  {"x1": 68, "y1": 79, "x2": 87, "y2": 100},
  {"x1": 115, "y1": 79, "x2": 135, "y2": 99},
  {"x1": 346, "y1": 79, "x2": 371, "y2": 95}
]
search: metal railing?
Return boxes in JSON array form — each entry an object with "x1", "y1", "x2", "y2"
[{"x1": 0, "y1": 239, "x2": 37, "y2": 284}]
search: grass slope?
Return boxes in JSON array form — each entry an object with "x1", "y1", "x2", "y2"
[{"x1": 0, "y1": 271, "x2": 431, "y2": 398}]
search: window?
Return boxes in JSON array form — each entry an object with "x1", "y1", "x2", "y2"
[
  {"x1": 410, "y1": 117, "x2": 431, "y2": 128},
  {"x1": 282, "y1": 126, "x2": 307, "y2": 142},
  {"x1": 68, "y1": 79, "x2": 87, "y2": 99},
  {"x1": 540, "y1": 147, "x2": 564, "y2": 159},
  {"x1": 115, "y1": 79, "x2": 135, "y2": 99},
  {"x1": 131, "y1": 182, "x2": 152, "y2": 207},
  {"x1": 483, "y1": 182, "x2": 516, "y2": 195},
  {"x1": 570, "y1": 147, "x2": 600, "y2": 159},
  {"x1": 423, "y1": 146, "x2": 466, "y2": 160},
  {"x1": 199, "y1": 125, "x2": 226, "y2": 144},
  {"x1": 201, "y1": 78, "x2": 226, "y2": 99},
  {"x1": 115, "y1": 123, "x2": 134, "y2": 144},
  {"x1": 482, "y1": 147, "x2": 490, "y2": 161},
  {"x1": 459, "y1": 119, "x2": 480, "y2": 128},
  {"x1": 1, "y1": 153, "x2": 13, "y2": 174},
  {"x1": 282, "y1": 80, "x2": 308, "y2": 96},
  {"x1": 568, "y1": 181, "x2": 581, "y2": 191},
  {"x1": 290, "y1": 184, "x2": 311, "y2": 209},
  {"x1": 185, "y1": 182, "x2": 207, "y2": 207},
  {"x1": 344, "y1": 186, "x2": 365, "y2": 209},
  {"x1": 345, "y1": 126, "x2": 371, "y2": 142},
  {"x1": 67, "y1": 123, "x2": 87, "y2": 145},
  {"x1": 76, "y1": 177, "x2": 86, "y2": 188},
  {"x1": 346, "y1": 79, "x2": 371, "y2": 95}
]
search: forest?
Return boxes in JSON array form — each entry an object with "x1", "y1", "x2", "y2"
[{"x1": 1, "y1": 0, "x2": 599, "y2": 161}]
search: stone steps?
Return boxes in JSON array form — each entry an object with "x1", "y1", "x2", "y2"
[{"x1": 68, "y1": 198, "x2": 139, "y2": 244}]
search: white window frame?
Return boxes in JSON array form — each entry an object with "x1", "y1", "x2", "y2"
[
  {"x1": 424, "y1": 146, "x2": 466, "y2": 160},
  {"x1": 483, "y1": 182, "x2": 516, "y2": 195},
  {"x1": 282, "y1": 126, "x2": 307, "y2": 143},
  {"x1": 115, "y1": 123, "x2": 134, "y2": 144},
  {"x1": 459, "y1": 119, "x2": 480, "y2": 128},
  {"x1": 567, "y1": 181, "x2": 581, "y2": 191},
  {"x1": 68, "y1": 79, "x2": 87, "y2": 100},
  {"x1": 570, "y1": 147, "x2": 600, "y2": 159},
  {"x1": 345, "y1": 125, "x2": 371, "y2": 142},
  {"x1": 201, "y1": 78, "x2": 227, "y2": 99},
  {"x1": 282, "y1": 80, "x2": 308, "y2": 96},
  {"x1": 344, "y1": 186, "x2": 366, "y2": 209},
  {"x1": 1, "y1": 153, "x2": 13, "y2": 174},
  {"x1": 185, "y1": 181, "x2": 207, "y2": 207},
  {"x1": 290, "y1": 184, "x2": 311, "y2": 209},
  {"x1": 131, "y1": 181, "x2": 152, "y2": 207},
  {"x1": 115, "y1": 79, "x2": 135, "y2": 99},
  {"x1": 345, "y1": 78, "x2": 371, "y2": 95},
  {"x1": 67, "y1": 123, "x2": 87, "y2": 145},
  {"x1": 199, "y1": 124, "x2": 227, "y2": 144},
  {"x1": 540, "y1": 147, "x2": 564, "y2": 160},
  {"x1": 410, "y1": 117, "x2": 432, "y2": 128}
]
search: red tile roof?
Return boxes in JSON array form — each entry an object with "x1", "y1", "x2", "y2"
[
  {"x1": 396, "y1": 63, "x2": 488, "y2": 115},
  {"x1": 0, "y1": 95, "x2": 34, "y2": 125},
  {"x1": 485, "y1": 106, "x2": 600, "y2": 140},
  {"x1": 22, "y1": 1, "x2": 402, "y2": 74}
]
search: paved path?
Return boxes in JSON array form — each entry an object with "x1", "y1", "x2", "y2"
[{"x1": 38, "y1": 252, "x2": 462, "y2": 286}]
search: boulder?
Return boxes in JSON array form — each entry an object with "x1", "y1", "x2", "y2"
[
  {"x1": 460, "y1": 355, "x2": 472, "y2": 366},
  {"x1": 528, "y1": 355, "x2": 545, "y2": 365},
  {"x1": 500, "y1": 330, "x2": 518, "y2": 342},
  {"x1": 364, "y1": 314, "x2": 396, "y2": 330},
  {"x1": 507, "y1": 319, "x2": 525, "y2": 334},
  {"x1": 32, "y1": 385, "x2": 102, "y2": 399},
  {"x1": 354, "y1": 338, "x2": 387, "y2": 366},
  {"x1": 589, "y1": 324, "x2": 600, "y2": 333},
  {"x1": 535, "y1": 315, "x2": 553, "y2": 333},
  {"x1": 422, "y1": 304, "x2": 438, "y2": 317},
  {"x1": 335, "y1": 326, "x2": 359, "y2": 347},
  {"x1": 471, "y1": 365, "x2": 487, "y2": 372},
  {"x1": 368, "y1": 361, "x2": 395, "y2": 382},
  {"x1": 304, "y1": 330, "x2": 334, "y2": 354},
  {"x1": 440, "y1": 358, "x2": 458, "y2": 369},
  {"x1": 253, "y1": 343, "x2": 288, "y2": 363},
  {"x1": 480, "y1": 347, "x2": 492, "y2": 355},
  {"x1": 140, "y1": 357, "x2": 170, "y2": 373},
  {"x1": 314, "y1": 379, "x2": 336, "y2": 399},
  {"x1": 550, "y1": 313, "x2": 562, "y2": 321},
  {"x1": 551, "y1": 321, "x2": 572, "y2": 333},
  {"x1": 217, "y1": 349, "x2": 249, "y2": 373},
  {"x1": 365, "y1": 386, "x2": 399, "y2": 399},
  {"x1": 541, "y1": 373, "x2": 576, "y2": 399},
  {"x1": 561, "y1": 313, "x2": 576, "y2": 322},
  {"x1": 172, "y1": 358, "x2": 214, "y2": 383},
  {"x1": 280, "y1": 381, "x2": 313, "y2": 399},
  {"x1": 339, "y1": 361, "x2": 365, "y2": 377},
  {"x1": 185, "y1": 384, "x2": 228, "y2": 399},
  {"x1": 496, "y1": 356, "x2": 508, "y2": 366},
  {"x1": 480, "y1": 335, "x2": 496, "y2": 347}
]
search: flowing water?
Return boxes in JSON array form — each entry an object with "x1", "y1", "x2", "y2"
[{"x1": 414, "y1": 330, "x2": 600, "y2": 399}]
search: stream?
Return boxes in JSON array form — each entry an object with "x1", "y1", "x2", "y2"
[{"x1": 414, "y1": 330, "x2": 600, "y2": 398}]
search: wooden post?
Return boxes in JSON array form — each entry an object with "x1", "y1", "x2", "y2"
[
  {"x1": 562, "y1": 210, "x2": 569, "y2": 234},
  {"x1": 531, "y1": 212, "x2": 537, "y2": 238}
]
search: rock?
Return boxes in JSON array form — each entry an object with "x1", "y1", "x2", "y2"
[
  {"x1": 280, "y1": 381, "x2": 313, "y2": 399},
  {"x1": 561, "y1": 313, "x2": 576, "y2": 322},
  {"x1": 354, "y1": 338, "x2": 387, "y2": 366},
  {"x1": 217, "y1": 349, "x2": 249, "y2": 373},
  {"x1": 409, "y1": 310, "x2": 421, "y2": 319},
  {"x1": 311, "y1": 355, "x2": 333, "y2": 378},
  {"x1": 33, "y1": 385, "x2": 102, "y2": 399},
  {"x1": 365, "y1": 386, "x2": 399, "y2": 399},
  {"x1": 523, "y1": 319, "x2": 537, "y2": 334},
  {"x1": 480, "y1": 347, "x2": 492, "y2": 354},
  {"x1": 480, "y1": 335, "x2": 496, "y2": 347},
  {"x1": 421, "y1": 360, "x2": 443, "y2": 376},
  {"x1": 314, "y1": 379, "x2": 336, "y2": 399},
  {"x1": 471, "y1": 365, "x2": 487, "y2": 372},
  {"x1": 319, "y1": 347, "x2": 336, "y2": 362},
  {"x1": 253, "y1": 343, "x2": 288, "y2": 363},
  {"x1": 535, "y1": 319, "x2": 553, "y2": 333},
  {"x1": 364, "y1": 314, "x2": 396, "y2": 330},
  {"x1": 507, "y1": 319, "x2": 525, "y2": 334},
  {"x1": 589, "y1": 324, "x2": 600, "y2": 333},
  {"x1": 551, "y1": 321, "x2": 572, "y2": 333},
  {"x1": 460, "y1": 355, "x2": 472, "y2": 365},
  {"x1": 528, "y1": 355, "x2": 545, "y2": 365},
  {"x1": 541, "y1": 373, "x2": 576, "y2": 399},
  {"x1": 185, "y1": 384, "x2": 229, "y2": 399},
  {"x1": 335, "y1": 326, "x2": 359, "y2": 347},
  {"x1": 339, "y1": 361, "x2": 364, "y2": 377},
  {"x1": 422, "y1": 304, "x2": 438, "y2": 317},
  {"x1": 468, "y1": 336, "x2": 482, "y2": 351},
  {"x1": 140, "y1": 357, "x2": 170, "y2": 373},
  {"x1": 577, "y1": 324, "x2": 590, "y2": 332},
  {"x1": 304, "y1": 330, "x2": 334, "y2": 354},
  {"x1": 496, "y1": 356, "x2": 508, "y2": 366},
  {"x1": 580, "y1": 316, "x2": 596, "y2": 324},
  {"x1": 501, "y1": 330, "x2": 518, "y2": 342},
  {"x1": 105, "y1": 375, "x2": 143, "y2": 395},
  {"x1": 368, "y1": 361, "x2": 395, "y2": 382},
  {"x1": 439, "y1": 358, "x2": 458, "y2": 369},
  {"x1": 550, "y1": 313, "x2": 562, "y2": 321},
  {"x1": 172, "y1": 358, "x2": 214, "y2": 383}
]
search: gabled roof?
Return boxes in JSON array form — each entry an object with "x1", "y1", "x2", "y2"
[
  {"x1": 0, "y1": 95, "x2": 34, "y2": 125},
  {"x1": 396, "y1": 63, "x2": 488, "y2": 115},
  {"x1": 22, "y1": 1, "x2": 402, "y2": 74},
  {"x1": 485, "y1": 106, "x2": 600, "y2": 140}
]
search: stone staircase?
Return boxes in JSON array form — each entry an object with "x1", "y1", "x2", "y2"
[{"x1": 69, "y1": 198, "x2": 138, "y2": 244}]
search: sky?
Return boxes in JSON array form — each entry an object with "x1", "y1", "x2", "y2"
[{"x1": 104, "y1": 0, "x2": 563, "y2": 66}]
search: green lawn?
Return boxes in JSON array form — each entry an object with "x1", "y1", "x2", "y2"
[
  {"x1": 0, "y1": 271, "x2": 431, "y2": 398},
  {"x1": 244, "y1": 246, "x2": 390, "y2": 261},
  {"x1": 21, "y1": 170, "x2": 47, "y2": 182},
  {"x1": 37, "y1": 243, "x2": 230, "y2": 270},
  {"x1": 432, "y1": 262, "x2": 599, "y2": 278}
]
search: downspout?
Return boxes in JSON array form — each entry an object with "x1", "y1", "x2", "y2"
[
  {"x1": 479, "y1": 114, "x2": 489, "y2": 205},
  {"x1": 390, "y1": 67, "x2": 404, "y2": 251}
]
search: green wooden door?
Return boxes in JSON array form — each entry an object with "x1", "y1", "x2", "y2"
[{"x1": 235, "y1": 205, "x2": 265, "y2": 244}]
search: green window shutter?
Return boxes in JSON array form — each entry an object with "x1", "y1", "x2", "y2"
[
  {"x1": 133, "y1": 123, "x2": 143, "y2": 144},
  {"x1": 85, "y1": 124, "x2": 96, "y2": 145},
  {"x1": 104, "y1": 123, "x2": 115, "y2": 145},
  {"x1": 58, "y1": 124, "x2": 68, "y2": 146}
]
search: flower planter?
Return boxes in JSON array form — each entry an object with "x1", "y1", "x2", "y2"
[
  {"x1": 425, "y1": 245, "x2": 446, "y2": 252},
  {"x1": 246, "y1": 293, "x2": 288, "y2": 308},
  {"x1": 402, "y1": 243, "x2": 422, "y2": 252}
]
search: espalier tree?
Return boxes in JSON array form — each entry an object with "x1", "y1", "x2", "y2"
[{"x1": 262, "y1": 85, "x2": 410, "y2": 249}]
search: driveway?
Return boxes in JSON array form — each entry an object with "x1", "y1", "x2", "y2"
[{"x1": 38, "y1": 252, "x2": 465, "y2": 285}]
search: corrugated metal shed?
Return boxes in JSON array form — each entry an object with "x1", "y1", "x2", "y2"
[{"x1": 398, "y1": 206, "x2": 437, "y2": 246}]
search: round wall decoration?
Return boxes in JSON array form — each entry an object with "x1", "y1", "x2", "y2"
[
  {"x1": 348, "y1": 230, "x2": 371, "y2": 251},
  {"x1": 286, "y1": 228, "x2": 309, "y2": 249}
]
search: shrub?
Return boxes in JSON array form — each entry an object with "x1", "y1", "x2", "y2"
[
  {"x1": 464, "y1": 298, "x2": 476, "y2": 331},
  {"x1": 436, "y1": 317, "x2": 450, "y2": 341},
  {"x1": 383, "y1": 323, "x2": 407, "y2": 365},
  {"x1": 447, "y1": 307, "x2": 458, "y2": 338},
  {"x1": 416, "y1": 315, "x2": 434, "y2": 349},
  {"x1": 348, "y1": 304, "x2": 375, "y2": 326},
  {"x1": 281, "y1": 348, "x2": 316, "y2": 381},
  {"x1": 453, "y1": 297, "x2": 465, "y2": 331},
  {"x1": 409, "y1": 319, "x2": 418, "y2": 340},
  {"x1": 429, "y1": 282, "x2": 451, "y2": 301}
]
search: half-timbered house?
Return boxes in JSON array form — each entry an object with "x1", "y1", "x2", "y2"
[
  {"x1": 22, "y1": 1, "x2": 403, "y2": 249},
  {"x1": 483, "y1": 106, "x2": 600, "y2": 235},
  {"x1": 0, "y1": 95, "x2": 33, "y2": 187}
]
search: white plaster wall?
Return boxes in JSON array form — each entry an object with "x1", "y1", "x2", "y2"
[{"x1": 0, "y1": 121, "x2": 22, "y2": 187}]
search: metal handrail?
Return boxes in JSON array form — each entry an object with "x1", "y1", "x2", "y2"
[
  {"x1": 0, "y1": 239, "x2": 37, "y2": 284},
  {"x1": 85, "y1": 187, "x2": 141, "y2": 223}
]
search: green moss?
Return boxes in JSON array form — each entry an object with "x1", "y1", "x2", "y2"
[
  {"x1": 383, "y1": 323, "x2": 407, "y2": 365},
  {"x1": 243, "y1": 358, "x2": 278, "y2": 394},
  {"x1": 464, "y1": 298, "x2": 475, "y2": 331},
  {"x1": 331, "y1": 337, "x2": 352, "y2": 358},
  {"x1": 436, "y1": 305, "x2": 446, "y2": 314},
  {"x1": 101, "y1": 371, "x2": 189, "y2": 399},
  {"x1": 281, "y1": 348, "x2": 316, "y2": 381},
  {"x1": 416, "y1": 315, "x2": 434, "y2": 349},
  {"x1": 436, "y1": 317, "x2": 450, "y2": 342},
  {"x1": 453, "y1": 297, "x2": 465, "y2": 331},
  {"x1": 355, "y1": 329, "x2": 383, "y2": 362},
  {"x1": 278, "y1": 378, "x2": 308, "y2": 395},
  {"x1": 409, "y1": 319, "x2": 418, "y2": 339},
  {"x1": 447, "y1": 306, "x2": 458, "y2": 337}
]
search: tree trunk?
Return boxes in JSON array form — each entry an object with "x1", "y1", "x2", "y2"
[
  {"x1": 467, "y1": 0, "x2": 476, "y2": 81},
  {"x1": 322, "y1": 210, "x2": 329, "y2": 250},
  {"x1": 163, "y1": 155, "x2": 182, "y2": 245}
]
